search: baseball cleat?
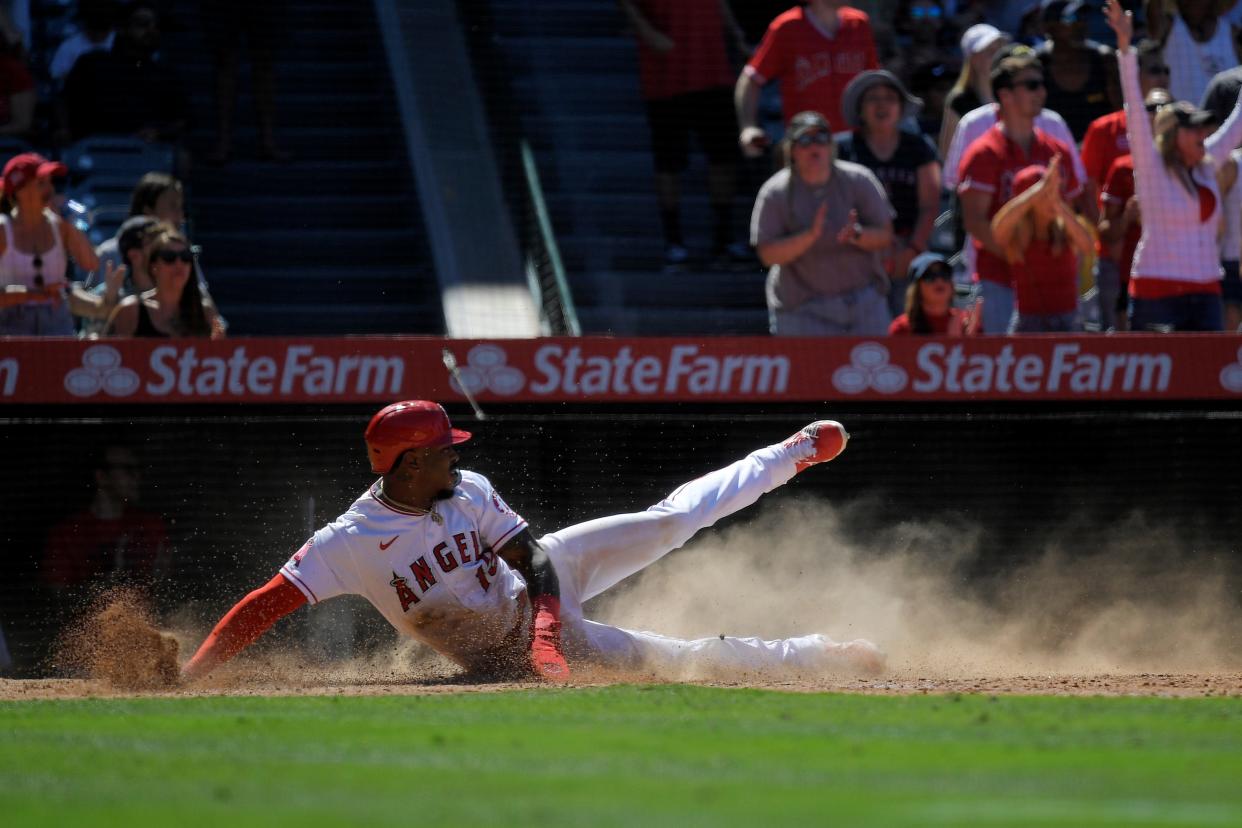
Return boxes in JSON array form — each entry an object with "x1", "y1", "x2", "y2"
[{"x1": 784, "y1": 420, "x2": 849, "y2": 472}]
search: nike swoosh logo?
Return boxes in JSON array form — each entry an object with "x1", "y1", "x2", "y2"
[{"x1": 379, "y1": 535, "x2": 399, "y2": 550}]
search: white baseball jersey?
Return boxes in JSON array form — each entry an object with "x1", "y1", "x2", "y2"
[{"x1": 280, "y1": 470, "x2": 530, "y2": 668}]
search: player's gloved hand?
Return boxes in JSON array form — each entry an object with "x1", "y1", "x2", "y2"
[{"x1": 530, "y1": 594, "x2": 570, "y2": 682}]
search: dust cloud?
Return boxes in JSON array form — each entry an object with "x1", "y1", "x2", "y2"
[{"x1": 588, "y1": 497, "x2": 1242, "y2": 678}]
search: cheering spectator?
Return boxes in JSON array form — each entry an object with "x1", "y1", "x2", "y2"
[
  {"x1": 105, "y1": 224, "x2": 223, "y2": 338},
  {"x1": 991, "y1": 159, "x2": 1094, "y2": 332},
  {"x1": 939, "y1": 24, "x2": 1008, "y2": 157},
  {"x1": 886, "y1": 0, "x2": 952, "y2": 89},
  {"x1": 957, "y1": 47, "x2": 1083, "y2": 336},
  {"x1": 736, "y1": 0, "x2": 879, "y2": 156},
  {"x1": 1106, "y1": 0, "x2": 1242, "y2": 331},
  {"x1": 618, "y1": 0, "x2": 751, "y2": 270},
  {"x1": 889, "y1": 251, "x2": 982, "y2": 334},
  {"x1": 836, "y1": 70, "x2": 941, "y2": 316},
  {"x1": 1146, "y1": 0, "x2": 1239, "y2": 106},
  {"x1": 49, "y1": 0, "x2": 117, "y2": 86},
  {"x1": 1216, "y1": 145, "x2": 1242, "y2": 330},
  {"x1": 0, "y1": 153, "x2": 107, "y2": 335},
  {"x1": 79, "y1": 215, "x2": 156, "y2": 337},
  {"x1": 1086, "y1": 66, "x2": 1171, "y2": 331},
  {"x1": 1036, "y1": 1, "x2": 1119, "y2": 141},
  {"x1": 61, "y1": 2, "x2": 188, "y2": 143},
  {"x1": 751, "y1": 111, "x2": 894, "y2": 335},
  {"x1": 0, "y1": 12, "x2": 34, "y2": 139}
]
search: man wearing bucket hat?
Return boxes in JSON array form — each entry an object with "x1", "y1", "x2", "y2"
[
  {"x1": 750, "y1": 110, "x2": 895, "y2": 335},
  {"x1": 834, "y1": 70, "x2": 941, "y2": 317}
]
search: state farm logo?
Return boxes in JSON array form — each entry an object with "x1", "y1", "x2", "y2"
[
  {"x1": 64, "y1": 345, "x2": 140, "y2": 397},
  {"x1": 1221, "y1": 347, "x2": 1242, "y2": 392},
  {"x1": 832, "y1": 343, "x2": 907, "y2": 394},
  {"x1": 449, "y1": 344, "x2": 526, "y2": 396}
]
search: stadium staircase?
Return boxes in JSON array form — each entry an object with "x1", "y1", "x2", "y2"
[
  {"x1": 162, "y1": 2, "x2": 442, "y2": 335},
  {"x1": 480, "y1": 0, "x2": 769, "y2": 335}
]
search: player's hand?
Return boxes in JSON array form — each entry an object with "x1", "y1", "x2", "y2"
[{"x1": 739, "y1": 126, "x2": 770, "y2": 157}]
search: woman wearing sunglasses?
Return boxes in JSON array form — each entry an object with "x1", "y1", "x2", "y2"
[
  {"x1": 105, "y1": 224, "x2": 223, "y2": 337},
  {"x1": 889, "y1": 251, "x2": 981, "y2": 335},
  {"x1": 1104, "y1": 0, "x2": 1242, "y2": 331}
]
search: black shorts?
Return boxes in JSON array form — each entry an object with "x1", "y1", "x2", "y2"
[{"x1": 645, "y1": 86, "x2": 738, "y2": 174}]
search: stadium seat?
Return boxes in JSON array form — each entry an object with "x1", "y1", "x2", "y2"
[{"x1": 59, "y1": 137, "x2": 175, "y2": 184}]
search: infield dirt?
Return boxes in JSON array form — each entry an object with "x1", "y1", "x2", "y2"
[{"x1": 6, "y1": 499, "x2": 1240, "y2": 701}]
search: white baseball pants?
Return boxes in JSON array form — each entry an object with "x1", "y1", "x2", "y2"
[{"x1": 538, "y1": 442, "x2": 859, "y2": 677}]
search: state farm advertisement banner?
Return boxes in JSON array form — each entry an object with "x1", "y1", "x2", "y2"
[{"x1": 2, "y1": 336, "x2": 1242, "y2": 404}]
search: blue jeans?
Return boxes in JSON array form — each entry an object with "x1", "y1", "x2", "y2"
[
  {"x1": 978, "y1": 279, "x2": 1014, "y2": 336},
  {"x1": 771, "y1": 285, "x2": 892, "y2": 336},
  {"x1": 1128, "y1": 293, "x2": 1224, "y2": 332},
  {"x1": 1094, "y1": 258, "x2": 1121, "y2": 332}
]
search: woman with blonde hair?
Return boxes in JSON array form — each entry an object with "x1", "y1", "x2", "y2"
[
  {"x1": 1104, "y1": 0, "x2": 1242, "y2": 331},
  {"x1": 991, "y1": 157, "x2": 1094, "y2": 333},
  {"x1": 105, "y1": 224, "x2": 223, "y2": 337},
  {"x1": 938, "y1": 23, "x2": 1007, "y2": 157}
]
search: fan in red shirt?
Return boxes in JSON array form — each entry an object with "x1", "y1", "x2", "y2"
[
  {"x1": 42, "y1": 446, "x2": 171, "y2": 621},
  {"x1": 991, "y1": 159, "x2": 1094, "y2": 332},
  {"x1": 888, "y1": 252, "x2": 982, "y2": 335},
  {"x1": 957, "y1": 49, "x2": 1082, "y2": 333},
  {"x1": 735, "y1": 0, "x2": 878, "y2": 154}
]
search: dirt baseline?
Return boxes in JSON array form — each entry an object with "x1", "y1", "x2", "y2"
[{"x1": 3, "y1": 670, "x2": 1241, "y2": 701}]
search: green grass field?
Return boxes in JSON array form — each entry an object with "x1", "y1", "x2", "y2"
[{"x1": 3, "y1": 686, "x2": 1241, "y2": 827}]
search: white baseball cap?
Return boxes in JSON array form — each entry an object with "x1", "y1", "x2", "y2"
[{"x1": 960, "y1": 23, "x2": 1007, "y2": 56}]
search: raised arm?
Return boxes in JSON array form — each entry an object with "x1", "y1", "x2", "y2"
[
  {"x1": 1205, "y1": 81, "x2": 1242, "y2": 164},
  {"x1": 495, "y1": 529, "x2": 569, "y2": 681},
  {"x1": 1107, "y1": 2, "x2": 1160, "y2": 206},
  {"x1": 181, "y1": 573, "x2": 308, "y2": 682}
]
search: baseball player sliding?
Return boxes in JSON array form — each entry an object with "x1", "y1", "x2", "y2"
[{"x1": 182, "y1": 401, "x2": 884, "y2": 683}]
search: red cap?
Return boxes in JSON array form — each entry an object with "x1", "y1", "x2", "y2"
[
  {"x1": 2, "y1": 153, "x2": 68, "y2": 197},
  {"x1": 364, "y1": 400, "x2": 471, "y2": 474},
  {"x1": 1011, "y1": 164, "x2": 1048, "y2": 198}
]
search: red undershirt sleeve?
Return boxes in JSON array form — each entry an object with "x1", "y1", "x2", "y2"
[{"x1": 181, "y1": 573, "x2": 307, "y2": 681}]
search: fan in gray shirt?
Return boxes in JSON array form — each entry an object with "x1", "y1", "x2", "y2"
[{"x1": 751, "y1": 111, "x2": 896, "y2": 336}]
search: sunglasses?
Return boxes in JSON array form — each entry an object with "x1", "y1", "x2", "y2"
[
  {"x1": 793, "y1": 131, "x2": 832, "y2": 147},
  {"x1": 921, "y1": 269, "x2": 952, "y2": 282},
  {"x1": 910, "y1": 5, "x2": 942, "y2": 19},
  {"x1": 153, "y1": 248, "x2": 194, "y2": 264},
  {"x1": 1144, "y1": 64, "x2": 1171, "y2": 76},
  {"x1": 1145, "y1": 100, "x2": 1168, "y2": 113},
  {"x1": 1012, "y1": 78, "x2": 1046, "y2": 91}
]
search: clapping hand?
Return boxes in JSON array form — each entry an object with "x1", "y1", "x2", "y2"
[
  {"x1": 103, "y1": 261, "x2": 128, "y2": 296},
  {"x1": 836, "y1": 208, "x2": 861, "y2": 245}
]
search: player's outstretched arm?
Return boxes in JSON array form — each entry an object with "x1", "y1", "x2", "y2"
[
  {"x1": 496, "y1": 529, "x2": 569, "y2": 682},
  {"x1": 181, "y1": 573, "x2": 307, "y2": 682}
]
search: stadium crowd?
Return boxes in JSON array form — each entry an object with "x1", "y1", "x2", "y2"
[
  {"x1": 629, "y1": 0, "x2": 1242, "y2": 334},
  {"x1": 5, "y1": 0, "x2": 1242, "y2": 337}
]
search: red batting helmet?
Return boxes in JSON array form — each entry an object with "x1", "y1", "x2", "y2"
[{"x1": 364, "y1": 400, "x2": 471, "y2": 474}]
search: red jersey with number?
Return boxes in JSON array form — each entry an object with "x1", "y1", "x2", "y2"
[
  {"x1": 957, "y1": 124, "x2": 1082, "y2": 285},
  {"x1": 1011, "y1": 235, "x2": 1080, "y2": 315},
  {"x1": 635, "y1": 0, "x2": 734, "y2": 100},
  {"x1": 746, "y1": 6, "x2": 879, "y2": 129}
]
